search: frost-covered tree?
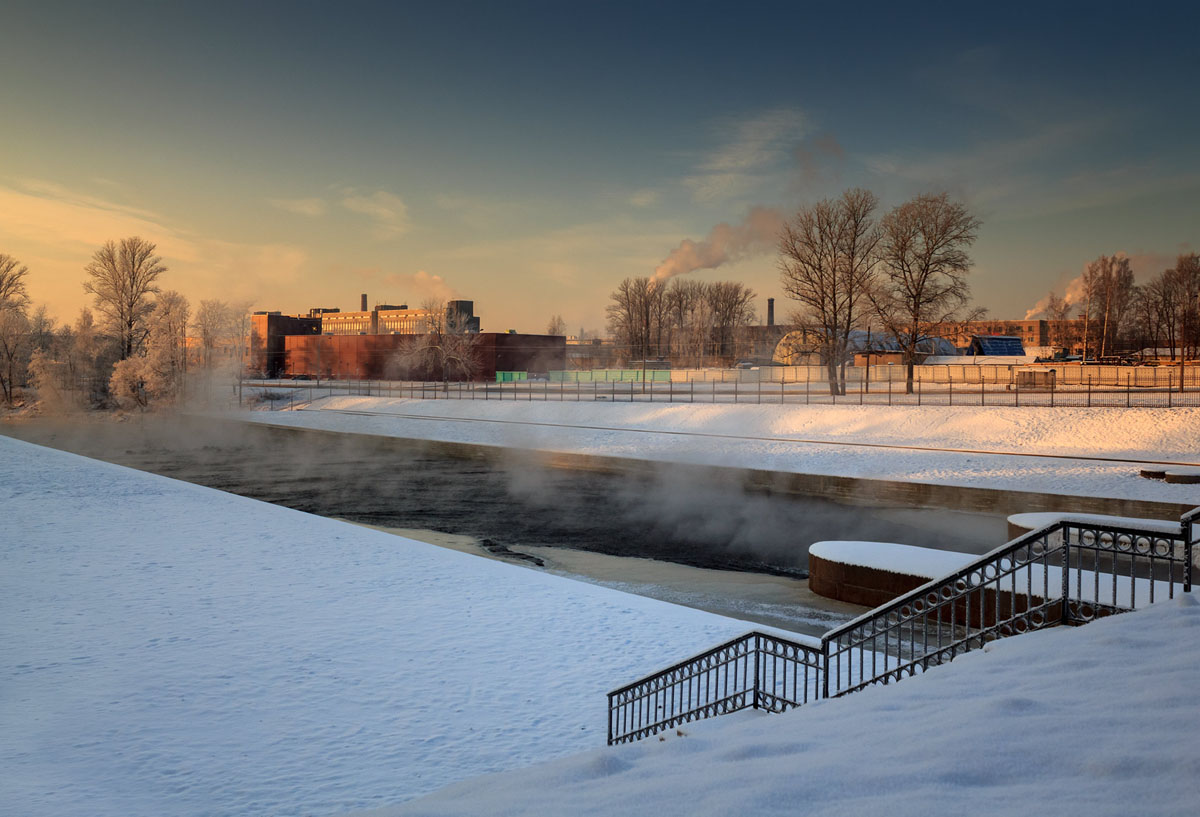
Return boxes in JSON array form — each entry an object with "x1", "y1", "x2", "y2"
[
  {"x1": 0, "y1": 254, "x2": 31, "y2": 404},
  {"x1": 192, "y1": 299, "x2": 242, "y2": 369},
  {"x1": 107, "y1": 291, "x2": 191, "y2": 410},
  {"x1": 0, "y1": 308, "x2": 30, "y2": 405},
  {"x1": 83, "y1": 237, "x2": 167, "y2": 360},
  {"x1": 0, "y1": 253, "x2": 29, "y2": 312},
  {"x1": 142, "y1": 291, "x2": 191, "y2": 403}
]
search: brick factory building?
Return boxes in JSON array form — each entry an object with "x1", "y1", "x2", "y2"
[
  {"x1": 249, "y1": 298, "x2": 563, "y2": 380},
  {"x1": 279, "y1": 332, "x2": 565, "y2": 381}
]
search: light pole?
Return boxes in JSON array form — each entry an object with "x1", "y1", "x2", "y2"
[{"x1": 864, "y1": 325, "x2": 872, "y2": 393}]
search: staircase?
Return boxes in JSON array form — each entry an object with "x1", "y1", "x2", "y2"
[{"x1": 608, "y1": 506, "x2": 1198, "y2": 745}]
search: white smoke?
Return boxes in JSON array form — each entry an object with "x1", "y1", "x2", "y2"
[
  {"x1": 652, "y1": 207, "x2": 785, "y2": 283},
  {"x1": 1023, "y1": 251, "x2": 1147, "y2": 320}
]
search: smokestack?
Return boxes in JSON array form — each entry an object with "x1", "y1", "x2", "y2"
[
  {"x1": 361, "y1": 293, "x2": 368, "y2": 312},
  {"x1": 767, "y1": 298, "x2": 775, "y2": 327}
]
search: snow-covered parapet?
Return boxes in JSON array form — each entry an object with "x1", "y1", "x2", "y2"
[
  {"x1": 807, "y1": 540, "x2": 976, "y2": 607},
  {"x1": 1006, "y1": 511, "x2": 1178, "y2": 541}
]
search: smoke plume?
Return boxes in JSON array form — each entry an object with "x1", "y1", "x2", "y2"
[
  {"x1": 652, "y1": 206, "x2": 785, "y2": 283},
  {"x1": 1022, "y1": 249, "x2": 1179, "y2": 319}
]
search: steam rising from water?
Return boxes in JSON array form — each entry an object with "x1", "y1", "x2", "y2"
[{"x1": 1, "y1": 416, "x2": 1005, "y2": 574}]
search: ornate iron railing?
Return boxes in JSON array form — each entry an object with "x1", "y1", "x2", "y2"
[
  {"x1": 607, "y1": 632, "x2": 822, "y2": 745},
  {"x1": 609, "y1": 508, "x2": 1196, "y2": 744}
]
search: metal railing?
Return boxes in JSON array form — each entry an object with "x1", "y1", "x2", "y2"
[
  {"x1": 247, "y1": 372, "x2": 1200, "y2": 409},
  {"x1": 607, "y1": 632, "x2": 822, "y2": 745},
  {"x1": 608, "y1": 509, "x2": 1195, "y2": 744}
]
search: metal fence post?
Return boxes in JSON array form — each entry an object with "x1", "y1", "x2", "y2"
[
  {"x1": 752, "y1": 634, "x2": 761, "y2": 710},
  {"x1": 1168, "y1": 372, "x2": 1173, "y2": 408},
  {"x1": 1061, "y1": 531, "x2": 1072, "y2": 625},
  {"x1": 821, "y1": 640, "x2": 830, "y2": 700},
  {"x1": 1126, "y1": 373, "x2": 1131, "y2": 408}
]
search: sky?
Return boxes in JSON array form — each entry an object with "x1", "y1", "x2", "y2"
[{"x1": 1, "y1": 1, "x2": 1197, "y2": 335}]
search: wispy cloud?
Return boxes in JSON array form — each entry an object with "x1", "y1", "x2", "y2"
[
  {"x1": 340, "y1": 189, "x2": 410, "y2": 239},
  {"x1": 435, "y1": 193, "x2": 527, "y2": 231},
  {"x1": 628, "y1": 189, "x2": 660, "y2": 208},
  {"x1": 436, "y1": 216, "x2": 686, "y2": 287},
  {"x1": 0, "y1": 178, "x2": 193, "y2": 256},
  {"x1": 0, "y1": 178, "x2": 309, "y2": 313},
  {"x1": 268, "y1": 197, "x2": 328, "y2": 217},
  {"x1": 685, "y1": 108, "x2": 809, "y2": 203}
]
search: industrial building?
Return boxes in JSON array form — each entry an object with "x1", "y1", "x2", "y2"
[{"x1": 249, "y1": 296, "x2": 563, "y2": 380}]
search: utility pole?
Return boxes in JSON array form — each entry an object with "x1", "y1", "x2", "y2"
[{"x1": 864, "y1": 325, "x2": 872, "y2": 393}]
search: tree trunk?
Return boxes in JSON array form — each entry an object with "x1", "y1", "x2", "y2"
[{"x1": 826, "y1": 360, "x2": 839, "y2": 396}]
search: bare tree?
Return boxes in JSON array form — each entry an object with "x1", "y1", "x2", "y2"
[
  {"x1": 1044, "y1": 291, "x2": 1073, "y2": 352},
  {"x1": 664, "y1": 279, "x2": 710, "y2": 366},
  {"x1": 0, "y1": 254, "x2": 29, "y2": 312},
  {"x1": 779, "y1": 188, "x2": 881, "y2": 394},
  {"x1": 83, "y1": 237, "x2": 167, "y2": 360},
  {"x1": 0, "y1": 254, "x2": 31, "y2": 404},
  {"x1": 0, "y1": 308, "x2": 29, "y2": 405},
  {"x1": 705, "y1": 281, "x2": 757, "y2": 364},
  {"x1": 144, "y1": 291, "x2": 191, "y2": 401},
  {"x1": 1078, "y1": 255, "x2": 1136, "y2": 358},
  {"x1": 545, "y1": 315, "x2": 567, "y2": 336},
  {"x1": 193, "y1": 299, "x2": 241, "y2": 369},
  {"x1": 606, "y1": 277, "x2": 663, "y2": 365},
  {"x1": 871, "y1": 193, "x2": 982, "y2": 392},
  {"x1": 400, "y1": 298, "x2": 481, "y2": 389},
  {"x1": 1173, "y1": 253, "x2": 1200, "y2": 362}
]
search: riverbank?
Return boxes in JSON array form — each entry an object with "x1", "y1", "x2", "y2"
[
  {"x1": 353, "y1": 522, "x2": 864, "y2": 637},
  {"x1": 244, "y1": 398, "x2": 1200, "y2": 518},
  {"x1": 0, "y1": 434, "x2": 757, "y2": 816}
]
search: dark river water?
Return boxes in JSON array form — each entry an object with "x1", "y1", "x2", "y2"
[{"x1": 1, "y1": 414, "x2": 1009, "y2": 577}]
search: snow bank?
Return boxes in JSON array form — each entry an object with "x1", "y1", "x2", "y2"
[
  {"x1": 0, "y1": 436, "x2": 753, "y2": 816},
  {"x1": 374, "y1": 594, "x2": 1200, "y2": 817},
  {"x1": 242, "y1": 399, "x2": 1200, "y2": 505}
]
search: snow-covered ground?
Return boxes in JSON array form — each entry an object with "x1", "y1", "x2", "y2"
[
  {"x1": 244, "y1": 399, "x2": 1200, "y2": 506},
  {"x1": 0, "y1": 436, "x2": 753, "y2": 816},
  {"x1": 7, "y1": 402, "x2": 1198, "y2": 817},
  {"x1": 384, "y1": 593, "x2": 1200, "y2": 817}
]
